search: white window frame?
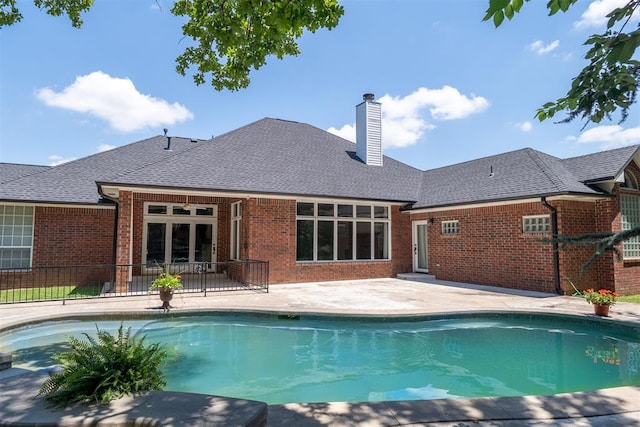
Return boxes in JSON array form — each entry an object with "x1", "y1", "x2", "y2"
[
  {"x1": 522, "y1": 215, "x2": 551, "y2": 233},
  {"x1": 0, "y1": 205, "x2": 34, "y2": 269},
  {"x1": 230, "y1": 201, "x2": 242, "y2": 260},
  {"x1": 441, "y1": 220, "x2": 459, "y2": 235},
  {"x1": 295, "y1": 201, "x2": 391, "y2": 262}
]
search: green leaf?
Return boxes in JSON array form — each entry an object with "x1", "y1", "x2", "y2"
[{"x1": 493, "y1": 10, "x2": 505, "y2": 27}]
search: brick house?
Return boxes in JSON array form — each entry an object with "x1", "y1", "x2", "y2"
[{"x1": 2, "y1": 94, "x2": 640, "y2": 295}]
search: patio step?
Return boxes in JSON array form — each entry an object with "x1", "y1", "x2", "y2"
[{"x1": 396, "y1": 273, "x2": 436, "y2": 283}]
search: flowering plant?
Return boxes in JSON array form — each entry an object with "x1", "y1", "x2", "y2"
[
  {"x1": 150, "y1": 270, "x2": 183, "y2": 291},
  {"x1": 582, "y1": 288, "x2": 618, "y2": 306}
]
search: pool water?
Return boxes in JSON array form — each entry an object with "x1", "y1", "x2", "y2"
[{"x1": 2, "y1": 314, "x2": 639, "y2": 404}]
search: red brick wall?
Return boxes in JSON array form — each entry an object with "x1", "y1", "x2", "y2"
[
  {"x1": 556, "y1": 200, "x2": 610, "y2": 293},
  {"x1": 33, "y1": 206, "x2": 115, "y2": 266},
  {"x1": 244, "y1": 198, "x2": 412, "y2": 284},
  {"x1": 412, "y1": 202, "x2": 557, "y2": 293}
]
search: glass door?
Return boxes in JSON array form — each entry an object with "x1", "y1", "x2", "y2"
[{"x1": 413, "y1": 221, "x2": 429, "y2": 273}]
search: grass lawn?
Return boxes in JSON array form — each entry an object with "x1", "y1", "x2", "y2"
[
  {"x1": 0, "y1": 285, "x2": 102, "y2": 303},
  {"x1": 618, "y1": 294, "x2": 640, "y2": 304}
]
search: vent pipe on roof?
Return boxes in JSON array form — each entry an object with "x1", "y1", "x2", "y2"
[
  {"x1": 163, "y1": 128, "x2": 172, "y2": 151},
  {"x1": 356, "y1": 93, "x2": 383, "y2": 166}
]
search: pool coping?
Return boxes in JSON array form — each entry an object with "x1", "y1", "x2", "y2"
[{"x1": 1, "y1": 278, "x2": 639, "y2": 426}]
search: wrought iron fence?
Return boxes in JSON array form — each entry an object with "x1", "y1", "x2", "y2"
[{"x1": 0, "y1": 260, "x2": 268, "y2": 304}]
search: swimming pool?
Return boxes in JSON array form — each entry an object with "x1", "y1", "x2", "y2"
[{"x1": 2, "y1": 312, "x2": 639, "y2": 405}]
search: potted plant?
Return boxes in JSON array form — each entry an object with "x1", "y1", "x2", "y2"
[
  {"x1": 150, "y1": 266, "x2": 183, "y2": 310},
  {"x1": 582, "y1": 288, "x2": 618, "y2": 317}
]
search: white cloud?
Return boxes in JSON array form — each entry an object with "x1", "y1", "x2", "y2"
[
  {"x1": 36, "y1": 71, "x2": 193, "y2": 132},
  {"x1": 528, "y1": 40, "x2": 560, "y2": 55},
  {"x1": 574, "y1": 0, "x2": 638, "y2": 30},
  {"x1": 574, "y1": 125, "x2": 640, "y2": 148},
  {"x1": 49, "y1": 155, "x2": 76, "y2": 166},
  {"x1": 328, "y1": 87, "x2": 489, "y2": 149},
  {"x1": 97, "y1": 144, "x2": 116, "y2": 152},
  {"x1": 516, "y1": 121, "x2": 533, "y2": 132}
]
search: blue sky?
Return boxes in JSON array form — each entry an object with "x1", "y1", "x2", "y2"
[{"x1": 1, "y1": 0, "x2": 639, "y2": 170}]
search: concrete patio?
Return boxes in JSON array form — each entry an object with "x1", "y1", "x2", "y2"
[{"x1": 1, "y1": 276, "x2": 639, "y2": 426}]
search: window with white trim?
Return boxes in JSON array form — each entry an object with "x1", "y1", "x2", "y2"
[
  {"x1": 230, "y1": 201, "x2": 242, "y2": 260},
  {"x1": 143, "y1": 202, "x2": 217, "y2": 266},
  {"x1": 441, "y1": 220, "x2": 459, "y2": 235},
  {"x1": 621, "y1": 194, "x2": 640, "y2": 258},
  {"x1": 523, "y1": 215, "x2": 551, "y2": 233},
  {"x1": 0, "y1": 205, "x2": 34, "y2": 269},
  {"x1": 296, "y1": 202, "x2": 390, "y2": 262}
]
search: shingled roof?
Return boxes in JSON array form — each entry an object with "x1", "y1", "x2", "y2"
[
  {"x1": 412, "y1": 147, "x2": 609, "y2": 209},
  {"x1": 100, "y1": 118, "x2": 425, "y2": 203},
  {"x1": 0, "y1": 163, "x2": 49, "y2": 184},
  {"x1": 562, "y1": 144, "x2": 640, "y2": 183},
  {"x1": 1, "y1": 117, "x2": 638, "y2": 209},
  {"x1": 0, "y1": 136, "x2": 203, "y2": 204}
]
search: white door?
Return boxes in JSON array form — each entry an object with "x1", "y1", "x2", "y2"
[{"x1": 412, "y1": 221, "x2": 429, "y2": 273}]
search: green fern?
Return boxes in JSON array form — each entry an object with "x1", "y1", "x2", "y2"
[{"x1": 37, "y1": 323, "x2": 167, "y2": 407}]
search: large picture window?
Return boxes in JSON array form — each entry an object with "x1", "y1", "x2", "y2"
[
  {"x1": 0, "y1": 205, "x2": 34, "y2": 269},
  {"x1": 296, "y1": 202, "x2": 390, "y2": 262},
  {"x1": 621, "y1": 194, "x2": 640, "y2": 258}
]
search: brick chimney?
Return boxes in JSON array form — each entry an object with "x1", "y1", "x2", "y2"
[{"x1": 356, "y1": 93, "x2": 383, "y2": 166}]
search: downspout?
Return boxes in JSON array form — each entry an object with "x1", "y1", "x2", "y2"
[
  {"x1": 541, "y1": 197, "x2": 562, "y2": 294},
  {"x1": 98, "y1": 186, "x2": 119, "y2": 292}
]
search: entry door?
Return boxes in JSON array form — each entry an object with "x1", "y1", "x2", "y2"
[{"x1": 413, "y1": 221, "x2": 429, "y2": 273}]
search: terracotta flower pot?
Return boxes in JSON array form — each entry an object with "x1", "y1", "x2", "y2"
[{"x1": 593, "y1": 304, "x2": 610, "y2": 317}]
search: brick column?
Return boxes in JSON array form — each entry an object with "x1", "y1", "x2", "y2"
[{"x1": 115, "y1": 191, "x2": 133, "y2": 293}]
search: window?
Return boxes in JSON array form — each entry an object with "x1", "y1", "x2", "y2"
[
  {"x1": 523, "y1": 215, "x2": 551, "y2": 233},
  {"x1": 296, "y1": 201, "x2": 390, "y2": 261},
  {"x1": 441, "y1": 220, "x2": 459, "y2": 235},
  {"x1": 621, "y1": 194, "x2": 640, "y2": 258},
  {"x1": 230, "y1": 202, "x2": 242, "y2": 260},
  {"x1": 143, "y1": 202, "x2": 217, "y2": 266},
  {"x1": 622, "y1": 171, "x2": 639, "y2": 190},
  {"x1": 0, "y1": 205, "x2": 34, "y2": 269}
]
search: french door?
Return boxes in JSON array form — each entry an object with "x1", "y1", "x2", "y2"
[
  {"x1": 412, "y1": 221, "x2": 429, "y2": 273},
  {"x1": 143, "y1": 203, "x2": 217, "y2": 269}
]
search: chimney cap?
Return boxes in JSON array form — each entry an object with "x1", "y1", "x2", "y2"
[{"x1": 363, "y1": 93, "x2": 375, "y2": 101}]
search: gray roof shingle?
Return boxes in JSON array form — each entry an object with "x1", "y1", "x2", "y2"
[
  {"x1": 2, "y1": 117, "x2": 638, "y2": 209},
  {"x1": 412, "y1": 148, "x2": 606, "y2": 209},
  {"x1": 0, "y1": 136, "x2": 203, "y2": 204},
  {"x1": 104, "y1": 118, "x2": 425, "y2": 203},
  {"x1": 562, "y1": 144, "x2": 640, "y2": 183},
  {"x1": 0, "y1": 163, "x2": 50, "y2": 184}
]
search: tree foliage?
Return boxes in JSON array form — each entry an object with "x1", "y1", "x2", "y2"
[
  {"x1": 37, "y1": 324, "x2": 167, "y2": 408},
  {"x1": 1, "y1": 0, "x2": 343, "y2": 91},
  {"x1": 171, "y1": 0, "x2": 344, "y2": 91},
  {"x1": 483, "y1": 0, "x2": 640, "y2": 127}
]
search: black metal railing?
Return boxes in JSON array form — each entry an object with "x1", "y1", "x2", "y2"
[{"x1": 0, "y1": 260, "x2": 268, "y2": 304}]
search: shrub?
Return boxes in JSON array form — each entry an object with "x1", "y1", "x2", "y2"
[{"x1": 37, "y1": 323, "x2": 167, "y2": 407}]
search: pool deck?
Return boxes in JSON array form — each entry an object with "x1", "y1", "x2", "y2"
[{"x1": 1, "y1": 275, "x2": 639, "y2": 426}]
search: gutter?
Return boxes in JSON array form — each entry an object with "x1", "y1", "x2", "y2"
[{"x1": 541, "y1": 196, "x2": 562, "y2": 294}]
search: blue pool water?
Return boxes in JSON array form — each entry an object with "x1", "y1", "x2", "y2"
[{"x1": 1, "y1": 313, "x2": 639, "y2": 404}]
